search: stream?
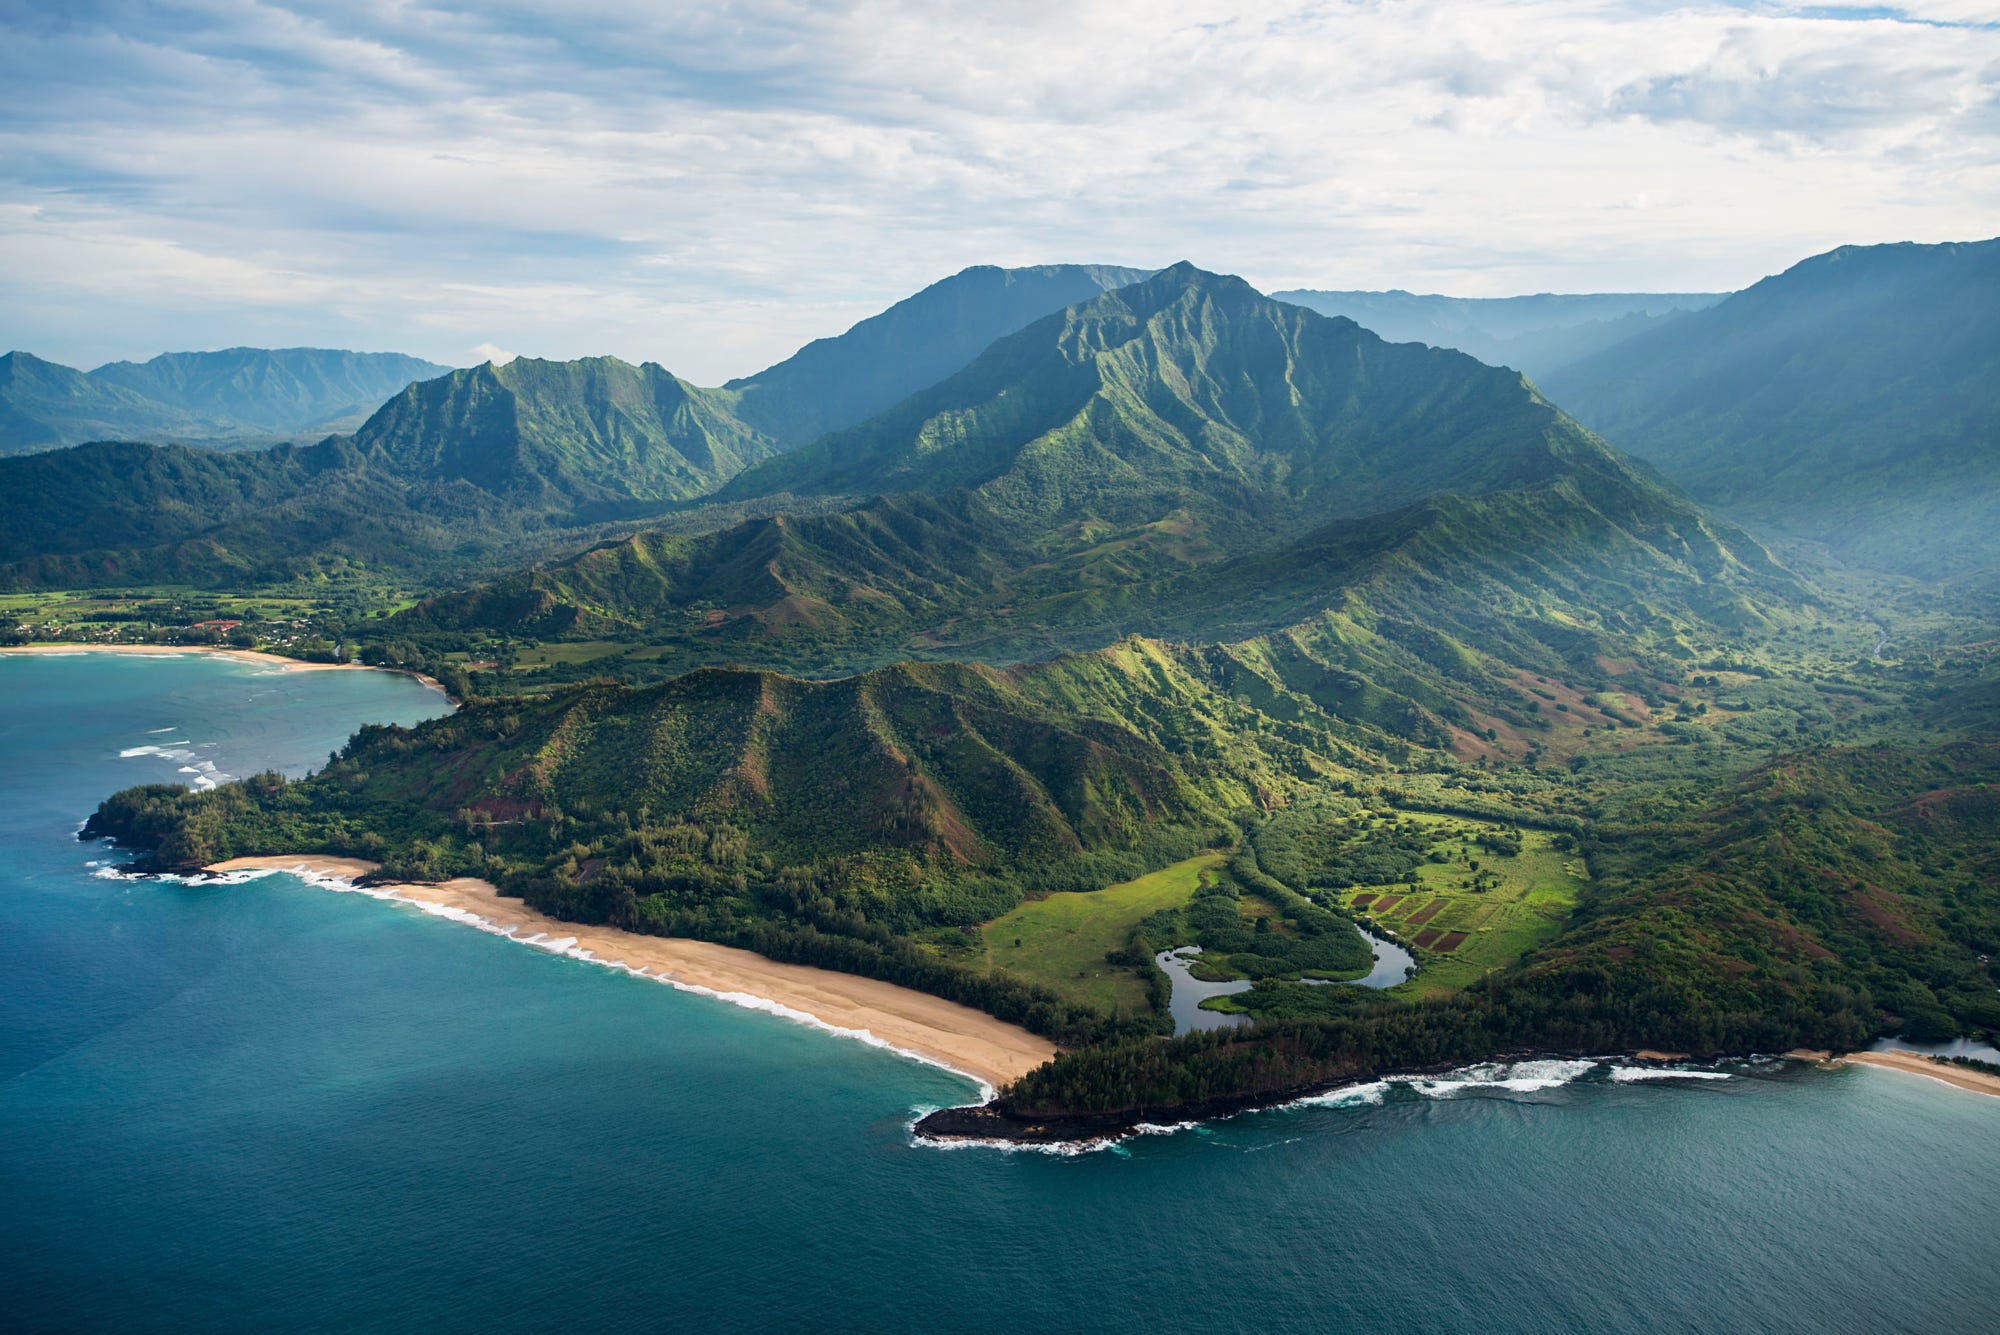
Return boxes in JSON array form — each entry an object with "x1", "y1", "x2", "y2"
[{"x1": 1155, "y1": 925, "x2": 1419, "y2": 1035}]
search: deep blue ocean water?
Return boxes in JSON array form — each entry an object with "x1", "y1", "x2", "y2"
[{"x1": 3, "y1": 652, "x2": 1997, "y2": 1334}]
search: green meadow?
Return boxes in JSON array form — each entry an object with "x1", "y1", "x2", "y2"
[{"x1": 980, "y1": 852, "x2": 1225, "y2": 1012}]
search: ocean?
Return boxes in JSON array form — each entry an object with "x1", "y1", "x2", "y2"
[{"x1": 3, "y1": 651, "x2": 1995, "y2": 1333}]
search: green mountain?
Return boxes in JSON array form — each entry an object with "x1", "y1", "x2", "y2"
[
  {"x1": 724, "y1": 264, "x2": 1150, "y2": 446},
  {"x1": 1271, "y1": 290, "x2": 1723, "y2": 379},
  {"x1": 1539, "y1": 239, "x2": 2000, "y2": 579},
  {"x1": 387, "y1": 267, "x2": 1791, "y2": 773},
  {"x1": 0, "y1": 347, "x2": 451, "y2": 455},
  {"x1": 89, "y1": 347, "x2": 452, "y2": 435},
  {"x1": 0, "y1": 355, "x2": 798, "y2": 588},
  {"x1": 347, "y1": 355, "x2": 782, "y2": 512},
  {"x1": 396, "y1": 460, "x2": 1786, "y2": 707},
  {"x1": 83, "y1": 631, "x2": 2000, "y2": 1113},
  {"x1": 0, "y1": 267, "x2": 1163, "y2": 584},
  {"x1": 724, "y1": 264, "x2": 1678, "y2": 538},
  {"x1": 0, "y1": 351, "x2": 226, "y2": 454}
]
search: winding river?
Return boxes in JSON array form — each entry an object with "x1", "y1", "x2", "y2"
[{"x1": 1155, "y1": 924, "x2": 1419, "y2": 1035}]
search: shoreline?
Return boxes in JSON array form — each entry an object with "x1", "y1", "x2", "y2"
[
  {"x1": 1841, "y1": 1049, "x2": 2000, "y2": 1099},
  {"x1": 914, "y1": 1051, "x2": 1744, "y2": 1147},
  {"x1": 1, "y1": 644, "x2": 450, "y2": 699},
  {"x1": 202, "y1": 855, "x2": 1056, "y2": 1092}
]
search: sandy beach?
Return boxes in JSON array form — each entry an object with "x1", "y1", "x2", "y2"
[
  {"x1": 2, "y1": 644, "x2": 449, "y2": 694},
  {"x1": 206, "y1": 855, "x2": 1058, "y2": 1091},
  {"x1": 4, "y1": 643, "x2": 366, "y2": 671},
  {"x1": 1842, "y1": 1049, "x2": 2000, "y2": 1100}
]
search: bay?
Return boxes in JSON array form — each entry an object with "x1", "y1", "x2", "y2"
[{"x1": 3, "y1": 652, "x2": 1996, "y2": 1334}]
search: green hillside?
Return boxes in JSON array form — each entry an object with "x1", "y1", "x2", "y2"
[
  {"x1": 725, "y1": 263, "x2": 1149, "y2": 446},
  {"x1": 1541, "y1": 238, "x2": 2000, "y2": 579},
  {"x1": 995, "y1": 734, "x2": 2000, "y2": 1126}
]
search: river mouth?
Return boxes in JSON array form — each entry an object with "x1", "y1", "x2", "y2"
[{"x1": 1157, "y1": 926, "x2": 1418, "y2": 1034}]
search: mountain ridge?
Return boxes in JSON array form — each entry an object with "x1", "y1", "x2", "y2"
[
  {"x1": 1, "y1": 347, "x2": 454, "y2": 455},
  {"x1": 1271, "y1": 289, "x2": 1724, "y2": 378},
  {"x1": 1540, "y1": 237, "x2": 2000, "y2": 578}
]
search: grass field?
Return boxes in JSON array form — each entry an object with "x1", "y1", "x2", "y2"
[
  {"x1": 505, "y1": 640, "x2": 634, "y2": 669},
  {"x1": 1340, "y1": 812, "x2": 1586, "y2": 997},
  {"x1": 979, "y1": 851, "x2": 1225, "y2": 1013}
]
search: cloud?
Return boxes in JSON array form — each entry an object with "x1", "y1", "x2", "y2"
[
  {"x1": 0, "y1": 1, "x2": 1995, "y2": 379},
  {"x1": 469, "y1": 342, "x2": 515, "y2": 365}
]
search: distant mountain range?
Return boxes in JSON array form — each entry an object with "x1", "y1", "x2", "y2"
[
  {"x1": 1543, "y1": 238, "x2": 2000, "y2": 578},
  {"x1": 0, "y1": 348, "x2": 454, "y2": 454},
  {"x1": 3, "y1": 240, "x2": 1990, "y2": 600},
  {"x1": 395, "y1": 264, "x2": 1790, "y2": 745},
  {"x1": 0, "y1": 265, "x2": 1160, "y2": 583},
  {"x1": 1270, "y1": 290, "x2": 1724, "y2": 379}
]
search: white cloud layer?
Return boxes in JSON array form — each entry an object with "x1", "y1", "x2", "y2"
[{"x1": 1, "y1": 1, "x2": 1995, "y2": 380}]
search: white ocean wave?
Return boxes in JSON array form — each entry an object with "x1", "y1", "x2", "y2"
[
  {"x1": 906, "y1": 1113, "x2": 1124, "y2": 1156},
  {"x1": 119, "y1": 743, "x2": 189, "y2": 757},
  {"x1": 1400, "y1": 1058, "x2": 1600, "y2": 1097},
  {"x1": 94, "y1": 865, "x2": 273, "y2": 886},
  {"x1": 1285, "y1": 1056, "x2": 1731, "y2": 1114},
  {"x1": 1287, "y1": 1080, "x2": 1391, "y2": 1109}
]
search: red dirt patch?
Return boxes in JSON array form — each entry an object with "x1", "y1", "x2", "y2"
[
  {"x1": 1850, "y1": 882, "x2": 1925, "y2": 947},
  {"x1": 1350, "y1": 893, "x2": 1377, "y2": 908},
  {"x1": 1412, "y1": 928, "x2": 1444, "y2": 949},
  {"x1": 1371, "y1": 894, "x2": 1405, "y2": 913},
  {"x1": 467, "y1": 797, "x2": 538, "y2": 821},
  {"x1": 1405, "y1": 899, "x2": 1448, "y2": 926},
  {"x1": 1435, "y1": 931, "x2": 1469, "y2": 953}
]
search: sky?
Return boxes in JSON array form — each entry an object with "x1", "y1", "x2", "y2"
[{"x1": 1, "y1": 1, "x2": 1996, "y2": 383}]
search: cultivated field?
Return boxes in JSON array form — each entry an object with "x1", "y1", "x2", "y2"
[{"x1": 1338, "y1": 812, "x2": 1586, "y2": 996}]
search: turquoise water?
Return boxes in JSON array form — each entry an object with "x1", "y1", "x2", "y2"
[{"x1": 4, "y1": 653, "x2": 1997, "y2": 1333}]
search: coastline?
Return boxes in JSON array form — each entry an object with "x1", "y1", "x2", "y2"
[
  {"x1": 203, "y1": 855, "x2": 1057, "y2": 1092},
  {"x1": 1841, "y1": 1049, "x2": 2000, "y2": 1100},
  {"x1": 1, "y1": 644, "x2": 450, "y2": 698}
]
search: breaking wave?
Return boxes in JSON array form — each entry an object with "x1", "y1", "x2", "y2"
[{"x1": 118, "y1": 736, "x2": 232, "y2": 789}]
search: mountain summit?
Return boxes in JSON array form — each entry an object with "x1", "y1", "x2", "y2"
[{"x1": 727, "y1": 263, "x2": 1676, "y2": 538}]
